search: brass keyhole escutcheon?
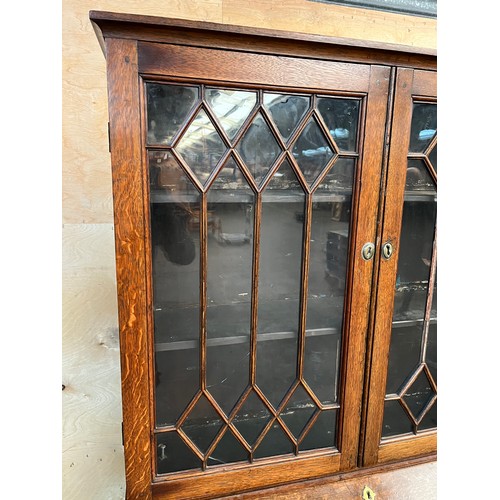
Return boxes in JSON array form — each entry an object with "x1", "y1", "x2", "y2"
[
  {"x1": 362, "y1": 486, "x2": 376, "y2": 500},
  {"x1": 362, "y1": 242, "x2": 375, "y2": 261},
  {"x1": 382, "y1": 241, "x2": 393, "y2": 260}
]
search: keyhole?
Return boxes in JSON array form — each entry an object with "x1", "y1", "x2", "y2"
[{"x1": 363, "y1": 486, "x2": 375, "y2": 500}]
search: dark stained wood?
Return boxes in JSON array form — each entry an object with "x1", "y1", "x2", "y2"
[
  {"x1": 105, "y1": 37, "x2": 152, "y2": 499},
  {"x1": 152, "y1": 453, "x2": 341, "y2": 499},
  {"x1": 338, "y1": 65, "x2": 392, "y2": 471},
  {"x1": 90, "y1": 10, "x2": 436, "y2": 70},
  {"x1": 138, "y1": 43, "x2": 371, "y2": 93},
  {"x1": 412, "y1": 69, "x2": 438, "y2": 97}
]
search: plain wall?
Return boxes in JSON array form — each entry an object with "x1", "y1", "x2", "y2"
[{"x1": 61, "y1": 1, "x2": 436, "y2": 498}]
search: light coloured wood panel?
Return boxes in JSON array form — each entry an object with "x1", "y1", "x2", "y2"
[
  {"x1": 62, "y1": 224, "x2": 123, "y2": 500},
  {"x1": 62, "y1": 445, "x2": 126, "y2": 500},
  {"x1": 62, "y1": 0, "x2": 223, "y2": 225},
  {"x1": 62, "y1": 224, "x2": 122, "y2": 451},
  {"x1": 222, "y1": 0, "x2": 436, "y2": 50}
]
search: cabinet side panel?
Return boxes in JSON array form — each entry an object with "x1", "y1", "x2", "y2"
[{"x1": 106, "y1": 37, "x2": 153, "y2": 498}]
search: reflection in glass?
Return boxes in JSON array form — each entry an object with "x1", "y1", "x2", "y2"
[
  {"x1": 419, "y1": 400, "x2": 437, "y2": 431},
  {"x1": 149, "y1": 152, "x2": 201, "y2": 425},
  {"x1": 292, "y1": 117, "x2": 334, "y2": 187},
  {"x1": 426, "y1": 322, "x2": 437, "y2": 383},
  {"x1": 395, "y1": 178, "x2": 436, "y2": 321},
  {"x1": 206, "y1": 88, "x2": 257, "y2": 141},
  {"x1": 207, "y1": 428, "x2": 249, "y2": 466},
  {"x1": 299, "y1": 409, "x2": 337, "y2": 451},
  {"x1": 146, "y1": 83, "x2": 199, "y2": 145},
  {"x1": 428, "y1": 144, "x2": 437, "y2": 172},
  {"x1": 254, "y1": 422, "x2": 293, "y2": 459},
  {"x1": 263, "y1": 93, "x2": 310, "y2": 142},
  {"x1": 317, "y1": 97, "x2": 360, "y2": 152},
  {"x1": 304, "y1": 159, "x2": 354, "y2": 404},
  {"x1": 232, "y1": 391, "x2": 271, "y2": 446},
  {"x1": 156, "y1": 432, "x2": 201, "y2": 474},
  {"x1": 382, "y1": 400, "x2": 413, "y2": 438},
  {"x1": 181, "y1": 395, "x2": 224, "y2": 454},
  {"x1": 206, "y1": 158, "x2": 254, "y2": 415},
  {"x1": 279, "y1": 385, "x2": 317, "y2": 439},
  {"x1": 409, "y1": 103, "x2": 437, "y2": 153},
  {"x1": 176, "y1": 108, "x2": 227, "y2": 186},
  {"x1": 405, "y1": 159, "x2": 435, "y2": 191},
  {"x1": 403, "y1": 370, "x2": 435, "y2": 420},
  {"x1": 386, "y1": 324, "x2": 422, "y2": 395},
  {"x1": 236, "y1": 112, "x2": 282, "y2": 187},
  {"x1": 256, "y1": 161, "x2": 305, "y2": 408}
]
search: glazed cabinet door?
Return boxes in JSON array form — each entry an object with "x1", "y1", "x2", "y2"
[
  {"x1": 105, "y1": 37, "x2": 391, "y2": 498},
  {"x1": 362, "y1": 68, "x2": 437, "y2": 466}
]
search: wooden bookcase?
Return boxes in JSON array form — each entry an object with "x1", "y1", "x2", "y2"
[{"x1": 90, "y1": 11, "x2": 437, "y2": 499}]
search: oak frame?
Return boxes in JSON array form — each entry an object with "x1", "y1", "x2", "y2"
[{"x1": 91, "y1": 11, "x2": 437, "y2": 499}]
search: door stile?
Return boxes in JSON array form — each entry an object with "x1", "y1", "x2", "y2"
[
  {"x1": 106, "y1": 37, "x2": 154, "y2": 498},
  {"x1": 338, "y1": 65, "x2": 392, "y2": 470},
  {"x1": 362, "y1": 67, "x2": 437, "y2": 467}
]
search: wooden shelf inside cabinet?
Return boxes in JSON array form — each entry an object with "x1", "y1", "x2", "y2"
[{"x1": 91, "y1": 9, "x2": 436, "y2": 499}]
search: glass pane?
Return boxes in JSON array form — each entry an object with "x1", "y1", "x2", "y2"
[
  {"x1": 149, "y1": 152, "x2": 201, "y2": 426},
  {"x1": 409, "y1": 103, "x2": 437, "y2": 153},
  {"x1": 299, "y1": 409, "x2": 337, "y2": 451},
  {"x1": 405, "y1": 159, "x2": 435, "y2": 192},
  {"x1": 317, "y1": 97, "x2": 360, "y2": 152},
  {"x1": 156, "y1": 432, "x2": 201, "y2": 474},
  {"x1": 382, "y1": 400, "x2": 413, "y2": 438},
  {"x1": 386, "y1": 323, "x2": 422, "y2": 394},
  {"x1": 256, "y1": 160, "x2": 305, "y2": 408},
  {"x1": 426, "y1": 322, "x2": 437, "y2": 383},
  {"x1": 279, "y1": 385, "x2": 317, "y2": 439},
  {"x1": 419, "y1": 400, "x2": 437, "y2": 431},
  {"x1": 232, "y1": 391, "x2": 272, "y2": 446},
  {"x1": 207, "y1": 428, "x2": 249, "y2": 466},
  {"x1": 236, "y1": 112, "x2": 282, "y2": 187},
  {"x1": 428, "y1": 143, "x2": 437, "y2": 172},
  {"x1": 304, "y1": 158, "x2": 354, "y2": 404},
  {"x1": 263, "y1": 93, "x2": 310, "y2": 142},
  {"x1": 254, "y1": 422, "x2": 294, "y2": 459},
  {"x1": 176, "y1": 108, "x2": 227, "y2": 186},
  {"x1": 181, "y1": 396, "x2": 223, "y2": 454},
  {"x1": 206, "y1": 88, "x2": 256, "y2": 141},
  {"x1": 292, "y1": 117, "x2": 334, "y2": 187},
  {"x1": 146, "y1": 83, "x2": 199, "y2": 145},
  {"x1": 402, "y1": 370, "x2": 435, "y2": 420},
  {"x1": 206, "y1": 159, "x2": 254, "y2": 414},
  {"x1": 395, "y1": 180, "x2": 436, "y2": 321}
]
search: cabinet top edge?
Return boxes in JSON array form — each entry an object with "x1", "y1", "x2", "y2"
[{"x1": 89, "y1": 10, "x2": 437, "y2": 61}]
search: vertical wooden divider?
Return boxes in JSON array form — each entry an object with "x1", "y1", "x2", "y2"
[
  {"x1": 339, "y1": 65, "x2": 391, "y2": 471},
  {"x1": 106, "y1": 37, "x2": 153, "y2": 499},
  {"x1": 362, "y1": 68, "x2": 414, "y2": 467}
]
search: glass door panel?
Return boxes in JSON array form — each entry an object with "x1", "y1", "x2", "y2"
[{"x1": 148, "y1": 83, "x2": 364, "y2": 473}]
